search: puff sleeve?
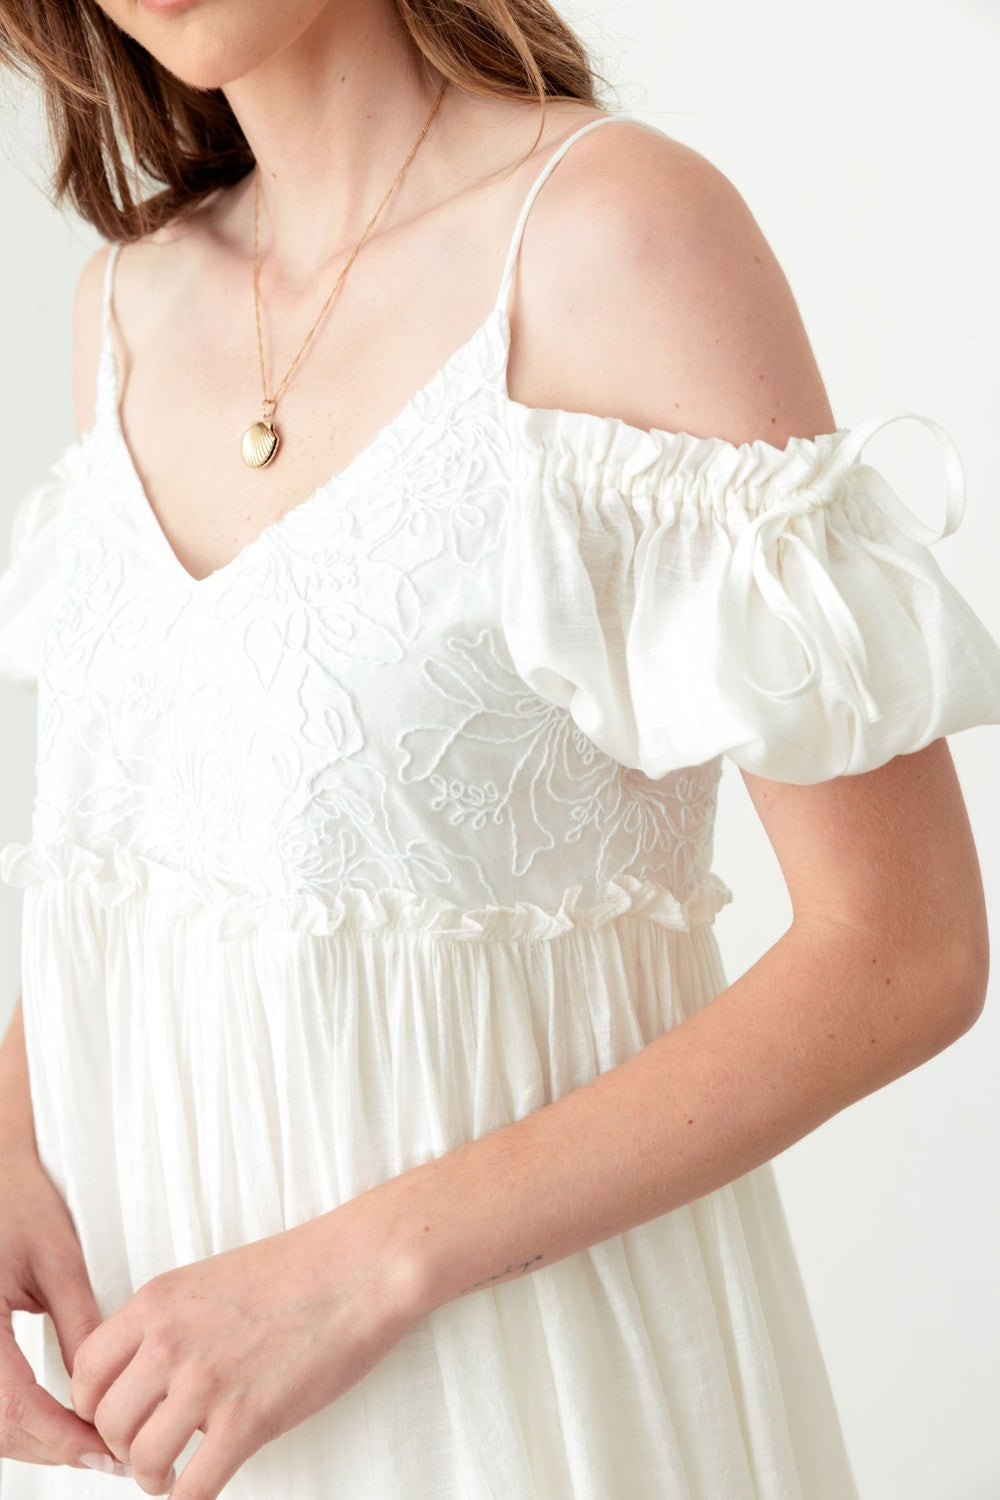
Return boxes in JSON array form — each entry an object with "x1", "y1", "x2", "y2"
[
  {"x1": 501, "y1": 409, "x2": 1000, "y2": 784},
  {"x1": 0, "y1": 453, "x2": 77, "y2": 690}
]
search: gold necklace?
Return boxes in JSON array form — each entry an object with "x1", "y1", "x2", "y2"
[{"x1": 242, "y1": 78, "x2": 448, "y2": 470}]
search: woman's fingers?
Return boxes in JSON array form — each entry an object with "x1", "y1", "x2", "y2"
[
  {"x1": 30, "y1": 1232, "x2": 102, "y2": 1379},
  {"x1": 166, "y1": 1413, "x2": 253, "y2": 1500},
  {"x1": 125, "y1": 1391, "x2": 204, "y2": 1497},
  {"x1": 90, "y1": 1345, "x2": 171, "y2": 1471},
  {"x1": 0, "y1": 1297, "x2": 112, "y2": 1468},
  {"x1": 70, "y1": 1300, "x2": 142, "y2": 1425}
]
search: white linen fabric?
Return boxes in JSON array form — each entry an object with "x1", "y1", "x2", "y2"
[{"x1": 2, "y1": 112, "x2": 999, "y2": 1499}]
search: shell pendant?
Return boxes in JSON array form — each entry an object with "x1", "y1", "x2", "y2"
[{"x1": 242, "y1": 417, "x2": 279, "y2": 469}]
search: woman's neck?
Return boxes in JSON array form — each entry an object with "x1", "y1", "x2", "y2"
[{"x1": 221, "y1": 0, "x2": 449, "y2": 284}]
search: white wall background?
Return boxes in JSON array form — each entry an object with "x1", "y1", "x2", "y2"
[{"x1": 1, "y1": 2, "x2": 997, "y2": 1496}]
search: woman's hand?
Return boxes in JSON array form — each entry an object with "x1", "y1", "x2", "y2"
[
  {"x1": 0, "y1": 1145, "x2": 114, "y2": 1471},
  {"x1": 70, "y1": 1194, "x2": 420, "y2": 1499}
]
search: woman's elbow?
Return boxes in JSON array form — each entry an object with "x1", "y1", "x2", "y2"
[
  {"x1": 938, "y1": 903, "x2": 991, "y2": 1040},
  {"x1": 907, "y1": 879, "x2": 992, "y2": 1055}
]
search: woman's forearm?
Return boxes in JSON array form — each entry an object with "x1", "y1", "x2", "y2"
[
  {"x1": 0, "y1": 999, "x2": 38, "y2": 1158},
  {"x1": 349, "y1": 915, "x2": 983, "y2": 1321}
]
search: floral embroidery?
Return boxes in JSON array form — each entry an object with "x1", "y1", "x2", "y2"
[
  {"x1": 4, "y1": 309, "x2": 726, "y2": 922},
  {"x1": 400, "y1": 627, "x2": 720, "y2": 899}
]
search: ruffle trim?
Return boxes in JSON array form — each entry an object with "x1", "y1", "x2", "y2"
[
  {"x1": 9, "y1": 431, "x2": 97, "y2": 551},
  {"x1": 510, "y1": 398, "x2": 847, "y2": 505},
  {"x1": 508, "y1": 404, "x2": 967, "y2": 532},
  {"x1": 0, "y1": 840, "x2": 732, "y2": 943}
]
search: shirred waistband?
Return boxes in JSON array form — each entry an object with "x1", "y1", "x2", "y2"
[{"x1": 0, "y1": 839, "x2": 731, "y2": 944}]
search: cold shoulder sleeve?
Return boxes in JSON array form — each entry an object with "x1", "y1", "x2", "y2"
[
  {"x1": 0, "y1": 449, "x2": 79, "y2": 689},
  {"x1": 501, "y1": 408, "x2": 1000, "y2": 784}
]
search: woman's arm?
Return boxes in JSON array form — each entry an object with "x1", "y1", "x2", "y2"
[
  {"x1": 0, "y1": 999, "x2": 113, "y2": 1469},
  {"x1": 380, "y1": 737, "x2": 987, "y2": 1313},
  {"x1": 0, "y1": 1000, "x2": 37, "y2": 1159}
]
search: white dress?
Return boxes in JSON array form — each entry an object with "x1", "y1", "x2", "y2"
[{"x1": 2, "y1": 114, "x2": 999, "y2": 1500}]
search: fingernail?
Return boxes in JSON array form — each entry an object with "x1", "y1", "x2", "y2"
[
  {"x1": 79, "y1": 1454, "x2": 112, "y2": 1473},
  {"x1": 80, "y1": 1452, "x2": 134, "y2": 1478}
]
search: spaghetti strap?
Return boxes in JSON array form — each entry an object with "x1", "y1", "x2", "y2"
[
  {"x1": 95, "y1": 242, "x2": 122, "y2": 428},
  {"x1": 492, "y1": 112, "x2": 645, "y2": 319}
]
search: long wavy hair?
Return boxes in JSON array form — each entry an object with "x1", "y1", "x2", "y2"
[{"x1": 0, "y1": 0, "x2": 609, "y2": 243}]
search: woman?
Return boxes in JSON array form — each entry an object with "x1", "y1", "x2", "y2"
[{"x1": 0, "y1": 1, "x2": 997, "y2": 1497}]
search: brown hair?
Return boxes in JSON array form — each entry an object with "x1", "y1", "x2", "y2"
[{"x1": 0, "y1": 1, "x2": 610, "y2": 244}]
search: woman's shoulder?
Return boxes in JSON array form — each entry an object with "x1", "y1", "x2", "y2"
[
  {"x1": 509, "y1": 111, "x2": 836, "y2": 449},
  {"x1": 71, "y1": 233, "x2": 163, "y2": 441},
  {"x1": 73, "y1": 244, "x2": 113, "y2": 438},
  {"x1": 71, "y1": 194, "x2": 228, "y2": 440}
]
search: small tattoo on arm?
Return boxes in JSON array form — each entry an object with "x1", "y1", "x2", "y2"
[{"x1": 458, "y1": 1253, "x2": 545, "y2": 1295}]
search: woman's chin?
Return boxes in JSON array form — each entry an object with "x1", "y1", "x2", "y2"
[
  {"x1": 139, "y1": 36, "x2": 269, "y2": 93},
  {"x1": 94, "y1": 0, "x2": 340, "y2": 92},
  {"x1": 106, "y1": 4, "x2": 280, "y2": 91},
  {"x1": 166, "y1": 56, "x2": 257, "y2": 91}
]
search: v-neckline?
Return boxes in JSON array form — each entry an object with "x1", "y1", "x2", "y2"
[
  {"x1": 92, "y1": 112, "x2": 643, "y2": 592},
  {"x1": 102, "y1": 305, "x2": 509, "y2": 590}
]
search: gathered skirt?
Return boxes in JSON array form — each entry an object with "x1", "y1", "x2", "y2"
[{"x1": 3, "y1": 853, "x2": 858, "y2": 1498}]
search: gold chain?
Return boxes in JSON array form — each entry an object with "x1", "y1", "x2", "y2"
[{"x1": 242, "y1": 77, "x2": 448, "y2": 468}]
